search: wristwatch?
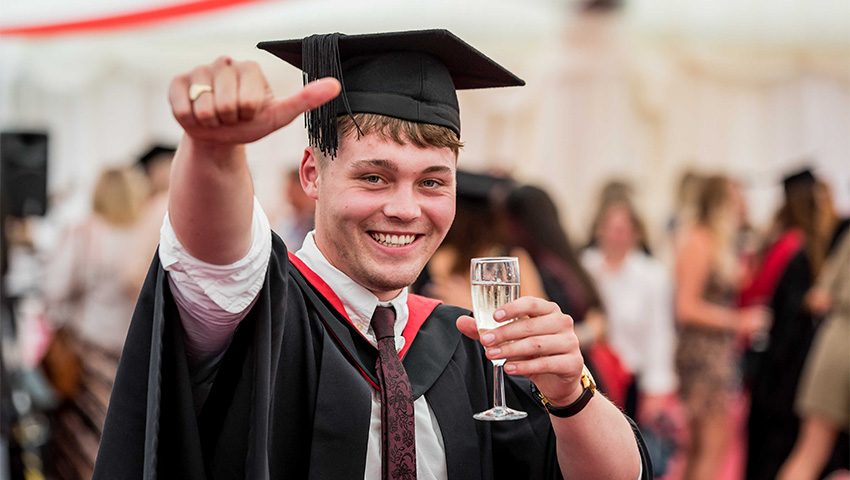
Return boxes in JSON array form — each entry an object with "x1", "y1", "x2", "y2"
[{"x1": 531, "y1": 365, "x2": 596, "y2": 418}]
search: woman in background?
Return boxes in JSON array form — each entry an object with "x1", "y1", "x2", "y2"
[
  {"x1": 747, "y1": 179, "x2": 849, "y2": 480},
  {"x1": 46, "y1": 167, "x2": 148, "y2": 352},
  {"x1": 582, "y1": 196, "x2": 676, "y2": 423},
  {"x1": 673, "y1": 174, "x2": 766, "y2": 480},
  {"x1": 739, "y1": 169, "x2": 817, "y2": 309},
  {"x1": 777, "y1": 230, "x2": 850, "y2": 480},
  {"x1": 44, "y1": 166, "x2": 148, "y2": 479}
]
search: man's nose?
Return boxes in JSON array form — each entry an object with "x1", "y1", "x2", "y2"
[{"x1": 383, "y1": 186, "x2": 421, "y2": 221}]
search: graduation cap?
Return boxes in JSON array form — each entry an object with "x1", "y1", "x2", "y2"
[
  {"x1": 782, "y1": 167, "x2": 816, "y2": 193},
  {"x1": 456, "y1": 170, "x2": 516, "y2": 209},
  {"x1": 258, "y1": 29, "x2": 525, "y2": 157},
  {"x1": 137, "y1": 145, "x2": 176, "y2": 169}
]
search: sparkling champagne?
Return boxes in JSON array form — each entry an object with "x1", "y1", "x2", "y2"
[{"x1": 471, "y1": 281, "x2": 520, "y2": 366}]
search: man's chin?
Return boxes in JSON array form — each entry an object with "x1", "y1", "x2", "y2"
[{"x1": 360, "y1": 270, "x2": 422, "y2": 295}]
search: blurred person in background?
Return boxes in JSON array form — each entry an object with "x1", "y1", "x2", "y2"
[
  {"x1": 272, "y1": 166, "x2": 316, "y2": 249},
  {"x1": 502, "y1": 184, "x2": 631, "y2": 406},
  {"x1": 581, "y1": 193, "x2": 677, "y2": 425},
  {"x1": 584, "y1": 180, "x2": 683, "y2": 477},
  {"x1": 43, "y1": 166, "x2": 148, "y2": 479},
  {"x1": 45, "y1": 166, "x2": 149, "y2": 353},
  {"x1": 747, "y1": 178, "x2": 849, "y2": 480},
  {"x1": 415, "y1": 170, "x2": 546, "y2": 309},
  {"x1": 776, "y1": 229, "x2": 850, "y2": 480},
  {"x1": 739, "y1": 168, "x2": 818, "y2": 309},
  {"x1": 739, "y1": 168, "x2": 819, "y2": 403},
  {"x1": 673, "y1": 174, "x2": 767, "y2": 480},
  {"x1": 124, "y1": 145, "x2": 176, "y2": 298}
]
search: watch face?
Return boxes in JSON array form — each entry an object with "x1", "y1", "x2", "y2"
[{"x1": 581, "y1": 365, "x2": 597, "y2": 390}]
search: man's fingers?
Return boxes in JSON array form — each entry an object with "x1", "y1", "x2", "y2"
[
  {"x1": 189, "y1": 66, "x2": 219, "y2": 128},
  {"x1": 235, "y1": 60, "x2": 268, "y2": 122},
  {"x1": 485, "y1": 333, "x2": 577, "y2": 363},
  {"x1": 264, "y1": 78, "x2": 341, "y2": 132},
  {"x1": 169, "y1": 74, "x2": 198, "y2": 130},
  {"x1": 481, "y1": 311, "x2": 573, "y2": 348},
  {"x1": 212, "y1": 56, "x2": 239, "y2": 125},
  {"x1": 456, "y1": 315, "x2": 480, "y2": 341},
  {"x1": 503, "y1": 353, "x2": 583, "y2": 377},
  {"x1": 171, "y1": 58, "x2": 340, "y2": 144},
  {"x1": 494, "y1": 296, "x2": 561, "y2": 325}
]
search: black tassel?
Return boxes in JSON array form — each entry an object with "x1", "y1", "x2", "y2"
[{"x1": 302, "y1": 33, "x2": 361, "y2": 159}]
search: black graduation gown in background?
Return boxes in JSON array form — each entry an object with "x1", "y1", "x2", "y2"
[
  {"x1": 93, "y1": 233, "x2": 650, "y2": 479},
  {"x1": 747, "y1": 220, "x2": 850, "y2": 480},
  {"x1": 746, "y1": 250, "x2": 817, "y2": 480}
]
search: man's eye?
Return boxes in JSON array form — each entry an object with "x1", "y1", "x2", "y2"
[
  {"x1": 364, "y1": 175, "x2": 382, "y2": 184},
  {"x1": 422, "y1": 179, "x2": 441, "y2": 188}
]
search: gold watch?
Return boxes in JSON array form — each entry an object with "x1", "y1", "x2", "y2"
[{"x1": 530, "y1": 365, "x2": 597, "y2": 418}]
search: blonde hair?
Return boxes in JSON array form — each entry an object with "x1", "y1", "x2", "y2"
[
  {"x1": 92, "y1": 167, "x2": 148, "y2": 226},
  {"x1": 697, "y1": 175, "x2": 739, "y2": 284}
]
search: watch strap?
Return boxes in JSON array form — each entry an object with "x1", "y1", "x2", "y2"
[{"x1": 530, "y1": 368, "x2": 596, "y2": 418}]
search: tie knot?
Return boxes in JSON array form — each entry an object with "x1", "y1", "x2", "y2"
[{"x1": 371, "y1": 306, "x2": 396, "y2": 340}]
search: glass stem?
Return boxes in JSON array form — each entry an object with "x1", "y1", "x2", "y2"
[{"x1": 493, "y1": 363, "x2": 507, "y2": 411}]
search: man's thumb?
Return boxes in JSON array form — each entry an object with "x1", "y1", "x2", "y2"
[{"x1": 265, "y1": 78, "x2": 341, "y2": 132}]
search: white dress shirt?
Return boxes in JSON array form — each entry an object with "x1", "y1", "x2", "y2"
[
  {"x1": 159, "y1": 198, "x2": 447, "y2": 480},
  {"x1": 581, "y1": 248, "x2": 677, "y2": 395}
]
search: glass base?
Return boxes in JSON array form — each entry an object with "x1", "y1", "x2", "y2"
[{"x1": 473, "y1": 406, "x2": 528, "y2": 421}]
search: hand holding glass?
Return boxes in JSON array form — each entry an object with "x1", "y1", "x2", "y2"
[{"x1": 470, "y1": 257, "x2": 528, "y2": 421}]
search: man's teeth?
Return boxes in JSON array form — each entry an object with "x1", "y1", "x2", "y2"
[{"x1": 371, "y1": 233, "x2": 415, "y2": 247}]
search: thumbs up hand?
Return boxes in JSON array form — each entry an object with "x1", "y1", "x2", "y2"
[{"x1": 169, "y1": 56, "x2": 340, "y2": 146}]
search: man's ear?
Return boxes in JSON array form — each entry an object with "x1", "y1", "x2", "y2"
[{"x1": 300, "y1": 146, "x2": 320, "y2": 200}]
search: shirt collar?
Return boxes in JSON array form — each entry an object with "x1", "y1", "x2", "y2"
[{"x1": 295, "y1": 231, "x2": 409, "y2": 349}]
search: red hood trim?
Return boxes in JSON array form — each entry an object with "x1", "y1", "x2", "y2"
[{"x1": 288, "y1": 251, "x2": 441, "y2": 359}]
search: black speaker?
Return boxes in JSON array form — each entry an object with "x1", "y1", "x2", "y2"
[{"x1": 1, "y1": 131, "x2": 48, "y2": 217}]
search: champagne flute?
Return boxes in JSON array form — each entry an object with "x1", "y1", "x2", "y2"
[{"x1": 470, "y1": 257, "x2": 528, "y2": 421}]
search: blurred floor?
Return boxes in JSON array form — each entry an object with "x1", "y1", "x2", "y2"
[{"x1": 657, "y1": 390, "x2": 748, "y2": 480}]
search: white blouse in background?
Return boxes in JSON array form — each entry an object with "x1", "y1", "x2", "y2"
[{"x1": 581, "y1": 248, "x2": 678, "y2": 395}]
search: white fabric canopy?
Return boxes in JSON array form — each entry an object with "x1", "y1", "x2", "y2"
[{"x1": 1, "y1": 0, "x2": 848, "y2": 245}]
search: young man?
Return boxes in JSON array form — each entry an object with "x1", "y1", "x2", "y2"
[{"x1": 94, "y1": 30, "x2": 649, "y2": 479}]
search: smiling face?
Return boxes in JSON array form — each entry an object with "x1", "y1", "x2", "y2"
[{"x1": 301, "y1": 132, "x2": 457, "y2": 301}]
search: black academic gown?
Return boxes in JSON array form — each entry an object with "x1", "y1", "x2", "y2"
[
  {"x1": 93, "y1": 233, "x2": 651, "y2": 479},
  {"x1": 747, "y1": 220, "x2": 850, "y2": 480}
]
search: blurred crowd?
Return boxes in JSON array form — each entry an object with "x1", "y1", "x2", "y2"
[
  {"x1": 2, "y1": 153, "x2": 849, "y2": 480},
  {"x1": 412, "y1": 167, "x2": 849, "y2": 480}
]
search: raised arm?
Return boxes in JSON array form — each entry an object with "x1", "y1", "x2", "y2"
[
  {"x1": 167, "y1": 56, "x2": 340, "y2": 264},
  {"x1": 160, "y1": 57, "x2": 339, "y2": 372}
]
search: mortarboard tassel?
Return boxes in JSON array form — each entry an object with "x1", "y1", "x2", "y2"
[{"x1": 302, "y1": 33, "x2": 361, "y2": 159}]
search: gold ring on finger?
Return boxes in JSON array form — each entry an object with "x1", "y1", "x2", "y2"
[{"x1": 189, "y1": 84, "x2": 213, "y2": 102}]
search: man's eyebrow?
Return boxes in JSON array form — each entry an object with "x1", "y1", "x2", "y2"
[
  {"x1": 350, "y1": 159, "x2": 397, "y2": 172},
  {"x1": 422, "y1": 165, "x2": 454, "y2": 176}
]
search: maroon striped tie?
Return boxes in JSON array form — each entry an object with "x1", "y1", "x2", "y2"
[{"x1": 372, "y1": 306, "x2": 417, "y2": 480}]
